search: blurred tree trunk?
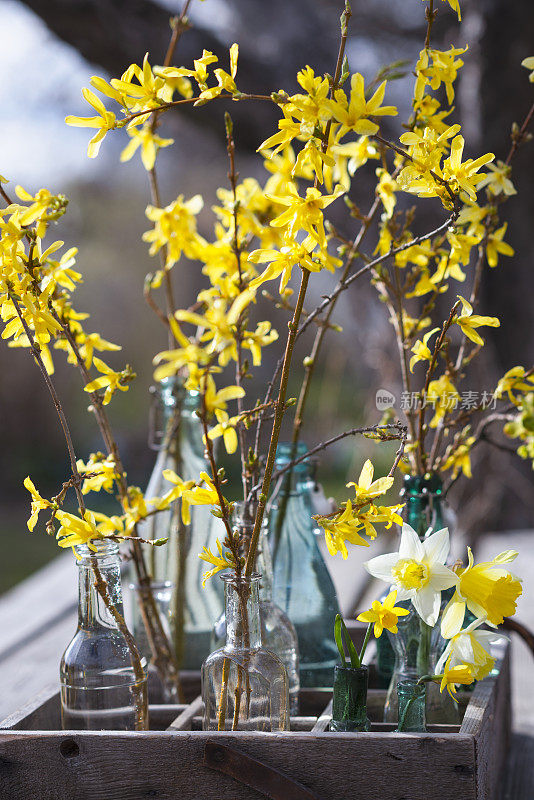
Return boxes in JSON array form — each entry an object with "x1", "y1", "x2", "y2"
[
  {"x1": 479, "y1": 0, "x2": 534, "y2": 372},
  {"x1": 453, "y1": 0, "x2": 534, "y2": 533}
]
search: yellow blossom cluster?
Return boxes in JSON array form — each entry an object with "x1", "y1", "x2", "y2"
[{"x1": 314, "y1": 460, "x2": 404, "y2": 559}]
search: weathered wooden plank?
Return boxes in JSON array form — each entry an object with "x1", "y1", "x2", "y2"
[
  {"x1": 474, "y1": 647, "x2": 511, "y2": 800},
  {"x1": 0, "y1": 684, "x2": 59, "y2": 731},
  {"x1": 0, "y1": 729, "x2": 477, "y2": 800},
  {"x1": 167, "y1": 695, "x2": 203, "y2": 731},
  {"x1": 0, "y1": 554, "x2": 75, "y2": 659}
]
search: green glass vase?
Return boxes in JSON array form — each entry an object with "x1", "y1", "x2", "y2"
[{"x1": 330, "y1": 664, "x2": 370, "y2": 732}]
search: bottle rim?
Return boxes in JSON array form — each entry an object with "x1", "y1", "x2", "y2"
[
  {"x1": 74, "y1": 539, "x2": 120, "y2": 559},
  {"x1": 219, "y1": 572, "x2": 261, "y2": 585}
]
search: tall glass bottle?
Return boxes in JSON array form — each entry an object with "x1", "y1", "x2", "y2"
[
  {"x1": 269, "y1": 443, "x2": 341, "y2": 687},
  {"x1": 202, "y1": 574, "x2": 290, "y2": 731},
  {"x1": 134, "y1": 377, "x2": 224, "y2": 670},
  {"x1": 383, "y1": 473, "x2": 459, "y2": 725},
  {"x1": 212, "y1": 502, "x2": 300, "y2": 714},
  {"x1": 60, "y1": 540, "x2": 148, "y2": 731}
]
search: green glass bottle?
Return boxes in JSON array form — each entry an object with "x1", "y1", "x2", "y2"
[{"x1": 402, "y1": 473, "x2": 445, "y2": 537}]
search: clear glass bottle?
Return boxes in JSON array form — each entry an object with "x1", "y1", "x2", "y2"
[
  {"x1": 60, "y1": 540, "x2": 148, "y2": 731},
  {"x1": 396, "y1": 680, "x2": 426, "y2": 732},
  {"x1": 202, "y1": 574, "x2": 290, "y2": 731},
  {"x1": 212, "y1": 502, "x2": 300, "y2": 715},
  {"x1": 269, "y1": 443, "x2": 341, "y2": 688},
  {"x1": 135, "y1": 377, "x2": 224, "y2": 670},
  {"x1": 330, "y1": 664, "x2": 370, "y2": 732},
  {"x1": 127, "y1": 580, "x2": 174, "y2": 666}
]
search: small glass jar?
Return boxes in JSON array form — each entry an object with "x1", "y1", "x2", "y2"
[
  {"x1": 396, "y1": 680, "x2": 426, "y2": 732},
  {"x1": 330, "y1": 664, "x2": 370, "y2": 732},
  {"x1": 202, "y1": 574, "x2": 290, "y2": 731},
  {"x1": 60, "y1": 540, "x2": 148, "y2": 731}
]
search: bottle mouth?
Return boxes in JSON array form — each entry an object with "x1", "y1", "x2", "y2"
[
  {"x1": 275, "y1": 441, "x2": 309, "y2": 460},
  {"x1": 232, "y1": 500, "x2": 257, "y2": 527},
  {"x1": 274, "y1": 441, "x2": 315, "y2": 477},
  {"x1": 129, "y1": 580, "x2": 174, "y2": 592},
  {"x1": 220, "y1": 572, "x2": 261, "y2": 585},
  {"x1": 401, "y1": 473, "x2": 443, "y2": 497},
  {"x1": 75, "y1": 539, "x2": 120, "y2": 559},
  {"x1": 397, "y1": 679, "x2": 425, "y2": 696}
]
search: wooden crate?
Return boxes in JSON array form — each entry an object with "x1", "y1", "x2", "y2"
[{"x1": 0, "y1": 643, "x2": 511, "y2": 800}]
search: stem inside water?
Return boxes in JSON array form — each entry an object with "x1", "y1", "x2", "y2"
[
  {"x1": 217, "y1": 656, "x2": 230, "y2": 731},
  {"x1": 397, "y1": 695, "x2": 416, "y2": 732},
  {"x1": 90, "y1": 559, "x2": 147, "y2": 731}
]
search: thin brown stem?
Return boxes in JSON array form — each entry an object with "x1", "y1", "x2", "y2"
[
  {"x1": 244, "y1": 268, "x2": 311, "y2": 577},
  {"x1": 49, "y1": 305, "x2": 183, "y2": 700},
  {"x1": 424, "y1": 0, "x2": 436, "y2": 50},
  {"x1": 247, "y1": 423, "x2": 407, "y2": 499},
  {"x1": 505, "y1": 100, "x2": 534, "y2": 166},
  {"x1": 417, "y1": 301, "x2": 461, "y2": 470},
  {"x1": 9, "y1": 292, "x2": 85, "y2": 509},
  {"x1": 291, "y1": 198, "x2": 381, "y2": 448},
  {"x1": 9, "y1": 290, "x2": 149, "y2": 721},
  {"x1": 225, "y1": 115, "x2": 249, "y2": 499},
  {"x1": 296, "y1": 213, "x2": 456, "y2": 340},
  {"x1": 121, "y1": 92, "x2": 275, "y2": 125}
]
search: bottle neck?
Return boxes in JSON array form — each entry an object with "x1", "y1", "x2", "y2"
[
  {"x1": 232, "y1": 503, "x2": 273, "y2": 601},
  {"x1": 272, "y1": 441, "x2": 315, "y2": 498},
  {"x1": 223, "y1": 576, "x2": 262, "y2": 650},
  {"x1": 75, "y1": 541, "x2": 124, "y2": 630},
  {"x1": 402, "y1": 474, "x2": 444, "y2": 540},
  {"x1": 155, "y1": 378, "x2": 204, "y2": 456}
]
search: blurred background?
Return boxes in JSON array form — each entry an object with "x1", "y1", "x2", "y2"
[{"x1": 0, "y1": 0, "x2": 533, "y2": 593}]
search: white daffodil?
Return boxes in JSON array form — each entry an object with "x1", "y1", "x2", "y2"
[
  {"x1": 364, "y1": 523, "x2": 458, "y2": 626},
  {"x1": 437, "y1": 614, "x2": 504, "y2": 681}
]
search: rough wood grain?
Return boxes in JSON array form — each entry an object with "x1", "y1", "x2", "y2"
[
  {"x1": 475, "y1": 647, "x2": 511, "y2": 800},
  {"x1": 0, "y1": 729, "x2": 477, "y2": 800}
]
